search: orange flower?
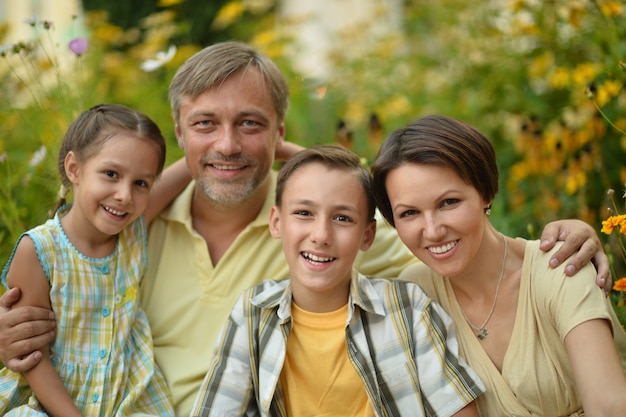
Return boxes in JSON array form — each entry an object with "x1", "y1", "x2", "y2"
[
  {"x1": 614, "y1": 277, "x2": 626, "y2": 292},
  {"x1": 601, "y1": 214, "x2": 626, "y2": 235}
]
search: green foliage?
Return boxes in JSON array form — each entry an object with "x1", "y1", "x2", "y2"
[{"x1": 1, "y1": 1, "x2": 625, "y2": 326}]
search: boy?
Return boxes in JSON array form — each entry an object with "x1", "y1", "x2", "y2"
[{"x1": 190, "y1": 145, "x2": 484, "y2": 416}]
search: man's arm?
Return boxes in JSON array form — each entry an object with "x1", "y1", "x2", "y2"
[
  {"x1": 540, "y1": 219, "x2": 611, "y2": 294},
  {"x1": 0, "y1": 287, "x2": 55, "y2": 372}
]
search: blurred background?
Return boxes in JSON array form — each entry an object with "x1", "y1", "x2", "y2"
[{"x1": 1, "y1": 0, "x2": 625, "y2": 322}]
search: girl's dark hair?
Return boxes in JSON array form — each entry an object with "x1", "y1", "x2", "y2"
[
  {"x1": 276, "y1": 144, "x2": 376, "y2": 221},
  {"x1": 55, "y1": 104, "x2": 166, "y2": 210},
  {"x1": 371, "y1": 114, "x2": 499, "y2": 227}
]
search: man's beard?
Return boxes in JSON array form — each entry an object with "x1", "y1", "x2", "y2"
[{"x1": 197, "y1": 171, "x2": 268, "y2": 207}]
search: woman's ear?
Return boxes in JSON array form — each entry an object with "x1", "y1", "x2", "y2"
[
  {"x1": 269, "y1": 205, "x2": 282, "y2": 239},
  {"x1": 64, "y1": 151, "x2": 80, "y2": 184}
]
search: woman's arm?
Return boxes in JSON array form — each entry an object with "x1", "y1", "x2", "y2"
[
  {"x1": 143, "y1": 157, "x2": 191, "y2": 225},
  {"x1": 6, "y1": 237, "x2": 84, "y2": 417},
  {"x1": 451, "y1": 402, "x2": 479, "y2": 417},
  {"x1": 540, "y1": 219, "x2": 611, "y2": 293},
  {"x1": 565, "y1": 319, "x2": 626, "y2": 416}
]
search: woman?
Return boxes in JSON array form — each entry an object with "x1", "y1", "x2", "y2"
[{"x1": 370, "y1": 114, "x2": 626, "y2": 416}]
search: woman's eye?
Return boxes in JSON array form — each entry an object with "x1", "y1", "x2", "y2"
[
  {"x1": 399, "y1": 209, "x2": 417, "y2": 218},
  {"x1": 441, "y1": 198, "x2": 460, "y2": 207}
]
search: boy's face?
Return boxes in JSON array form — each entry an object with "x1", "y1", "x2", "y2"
[{"x1": 269, "y1": 163, "x2": 376, "y2": 313}]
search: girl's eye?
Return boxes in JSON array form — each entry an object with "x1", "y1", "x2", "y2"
[
  {"x1": 135, "y1": 179, "x2": 149, "y2": 188},
  {"x1": 105, "y1": 170, "x2": 118, "y2": 178}
]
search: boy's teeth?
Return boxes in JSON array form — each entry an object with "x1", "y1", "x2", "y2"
[{"x1": 303, "y1": 252, "x2": 334, "y2": 262}]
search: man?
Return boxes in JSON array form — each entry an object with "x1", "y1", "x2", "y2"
[{"x1": 0, "y1": 41, "x2": 610, "y2": 416}]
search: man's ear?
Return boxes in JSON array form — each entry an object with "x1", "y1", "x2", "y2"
[
  {"x1": 360, "y1": 219, "x2": 377, "y2": 252},
  {"x1": 64, "y1": 151, "x2": 80, "y2": 184},
  {"x1": 269, "y1": 205, "x2": 282, "y2": 239}
]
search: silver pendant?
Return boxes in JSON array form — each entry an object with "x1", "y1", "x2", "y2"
[{"x1": 477, "y1": 328, "x2": 488, "y2": 340}]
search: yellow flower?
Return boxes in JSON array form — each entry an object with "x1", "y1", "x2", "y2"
[
  {"x1": 599, "y1": 1, "x2": 623, "y2": 17},
  {"x1": 601, "y1": 214, "x2": 626, "y2": 235},
  {"x1": 614, "y1": 277, "x2": 626, "y2": 292},
  {"x1": 548, "y1": 67, "x2": 570, "y2": 89},
  {"x1": 572, "y1": 62, "x2": 600, "y2": 87},
  {"x1": 211, "y1": 1, "x2": 245, "y2": 30}
]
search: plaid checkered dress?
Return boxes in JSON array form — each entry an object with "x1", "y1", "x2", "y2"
[{"x1": 0, "y1": 206, "x2": 174, "y2": 416}]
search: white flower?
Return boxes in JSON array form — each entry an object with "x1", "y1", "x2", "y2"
[
  {"x1": 28, "y1": 145, "x2": 47, "y2": 167},
  {"x1": 140, "y1": 45, "x2": 176, "y2": 72}
]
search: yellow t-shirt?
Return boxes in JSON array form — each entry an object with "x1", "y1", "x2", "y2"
[
  {"x1": 280, "y1": 302, "x2": 375, "y2": 417},
  {"x1": 141, "y1": 175, "x2": 417, "y2": 416}
]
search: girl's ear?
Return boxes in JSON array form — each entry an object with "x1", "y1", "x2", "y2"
[
  {"x1": 269, "y1": 205, "x2": 282, "y2": 239},
  {"x1": 64, "y1": 151, "x2": 80, "y2": 184}
]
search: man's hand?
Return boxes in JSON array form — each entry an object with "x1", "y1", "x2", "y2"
[
  {"x1": 540, "y1": 219, "x2": 611, "y2": 295},
  {"x1": 0, "y1": 287, "x2": 56, "y2": 372}
]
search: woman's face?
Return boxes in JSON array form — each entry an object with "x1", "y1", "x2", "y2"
[{"x1": 385, "y1": 163, "x2": 489, "y2": 278}]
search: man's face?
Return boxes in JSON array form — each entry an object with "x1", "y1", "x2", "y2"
[{"x1": 176, "y1": 68, "x2": 285, "y2": 206}]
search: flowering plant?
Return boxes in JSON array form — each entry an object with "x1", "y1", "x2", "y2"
[{"x1": 601, "y1": 189, "x2": 626, "y2": 327}]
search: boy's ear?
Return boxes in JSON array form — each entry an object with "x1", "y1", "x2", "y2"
[
  {"x1": 64, "y1": 151, "x2": 80, "y2": 184},
  {"x1": 360, "y1": 219, "x2": 377, "y2": 251},
  {"x1": 269, "y1": 205, "x2": 282, "y2": 239}
]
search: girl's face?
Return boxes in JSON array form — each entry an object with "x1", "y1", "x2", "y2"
[
  {"x1": 269, "y1": 163, "x2": 376, "y2": 312},
  {"x1": 385, "y1": 163, "x2": 489, "y2": 278},
  {"x1": 66, "y1": 133, "x2": 161, "y2": 239}
]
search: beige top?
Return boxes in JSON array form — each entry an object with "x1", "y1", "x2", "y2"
[{"x1": 400, "y1": 239, "x2": 626, "y2": 416}]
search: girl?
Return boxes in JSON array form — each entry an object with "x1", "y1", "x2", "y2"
[
  {"x1": 370, "y1": 114, "x2": 626, "y2": 416},
  {"x1": 0, "y1": 104, "x2": 181, "y2": 416}
]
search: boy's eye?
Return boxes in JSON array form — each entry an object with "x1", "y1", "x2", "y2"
[
  {"x1": 294, "y1": 210, "x2": 311, "y2": 217},
  {"x1": 335, "y1": 214, "x2": 353, "y2": 223}
]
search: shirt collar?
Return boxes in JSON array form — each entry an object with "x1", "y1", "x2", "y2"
[{"x1": 252, "y1": 271, "x2": 388, "y2": 323}]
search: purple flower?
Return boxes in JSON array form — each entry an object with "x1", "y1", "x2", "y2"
[{"x1": 68, "y1": 37, "x2": 88, "y2": 56}]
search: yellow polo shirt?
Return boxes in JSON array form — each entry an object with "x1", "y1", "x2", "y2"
[{"x1": 141, "y1": 171, "x2": 417, "y2": 416}]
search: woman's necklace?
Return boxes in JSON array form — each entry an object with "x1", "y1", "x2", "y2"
[{"x1": 460, "y1": 233, "x2": 508, "y2": 340}]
